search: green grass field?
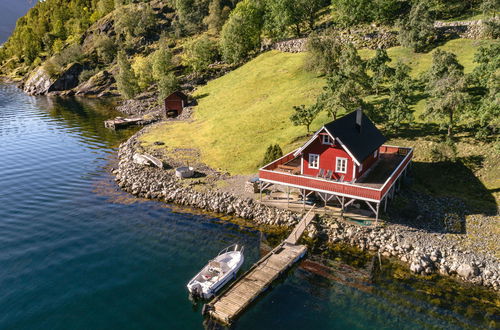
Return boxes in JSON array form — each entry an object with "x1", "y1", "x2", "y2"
[{"x1": 141, "y1": 39, "x2": 498, "y2": 180}]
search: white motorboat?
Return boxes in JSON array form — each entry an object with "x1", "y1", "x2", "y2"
[{"x1": 187, "y1": 244, "x2": 244, "y2": 299}]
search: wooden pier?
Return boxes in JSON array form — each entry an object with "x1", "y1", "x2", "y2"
[{"x1": 204, "y1": 209, "x2": 316, "y2": 325}]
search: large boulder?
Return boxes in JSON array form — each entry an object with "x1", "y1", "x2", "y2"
[
  {"x1": 23, "y1": 63, "x2": 86, "y2": 96},
  {"x1": 23, "y1": 67, "x2": 54, "y2": 95},
  {"x1": 457, "y1": 263, "x2": 479, "y2": 279},
  {"x1": 74, "y1": 70, "x2": 118, "y2": 97}
]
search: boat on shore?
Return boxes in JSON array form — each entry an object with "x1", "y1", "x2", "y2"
[{"x1": 187, "y1": 244, "x2": 244, "y2": 300}]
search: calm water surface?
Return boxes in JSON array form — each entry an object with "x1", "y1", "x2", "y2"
[{"x1": 0, "y1": 84, "x2": 492, "y2": 329}]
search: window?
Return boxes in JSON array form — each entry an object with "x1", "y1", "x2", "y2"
[
  {"x1": 374, "y1": 150, "x2": 378, "y2": 158},
  {"x1": 308, "y1": 154, "x2": 319, "y2": 169},
  {"x1": 336, "y1": 157, "x2": 347, "y2": 173},
  {"x1": 322, "y1": 135, "x2": 333, "y2": 145}
]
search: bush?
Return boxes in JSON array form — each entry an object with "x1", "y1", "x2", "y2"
[
  {"x1": 78, "y1": 68, "x2": 99, "y2": 83},
  {"x1": 94, "y1": 34, "x2": 117, "y2": 64},
  {"x1": 262, "y1": 144, "x2": 283, "y2": 166},
  {"x1": 52, "y1": 44, "x2": 85, "y2": 68},
  {"x1": 182, "y1": 35, "x2": 219, "y2": 73},
  {"x1": 482, "y1": 19, "x2": 500, "y2": 39},
  {"x1": 429, "y1": 138, "x2": 458, "y2": 162}
]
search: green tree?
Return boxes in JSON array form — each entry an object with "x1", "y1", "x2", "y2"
[
  {"x1": 398, "y1": 1, "x2": 436, "y2": 53},
  {"x1": 157, "y1": 73, "x2": 180, "y2": 105},
  {"x1": 367, "y1": 48, "x2": 394, "y2": 94},
  {"x1": 480, "y1": 0, "x2": 499, "y2": 17},
  {"x1": 220, "y1": 0, "x2": 264, "y2": 63},
  {"x1": 115, "y1": 51, "x2": 140, "y2": 98},
  {"x1": 290, "y1": 104, "x2": 320, "y2": 133},
  {"x1": 203, "y1": 0, "x2": 229, "y2": 34},
  {"x1": 264, "y1": 0, "x2": 326, "y2": 38},
  {"x1": 312, "y1": 42, "x2": 370, "y2": 120},
  {"x1": 382, "y1": 62, "x2": 414, "y2": 131},
  {"x1": 151, "y1": 46, "x2": 174, "y2": 81},
  {"x1": 262, "y1": 144, "x2": 283, "y2": 166},
  {"x1": 305, "y1": 33, "x2": 344, "y2": 74},
  {"x1": 469, "y1": 44, "x2": 500, "y2": 136},
  {"x1": 94, "y1": 34, "x2": 116, "y2": 64},
  {"x1": 332, "y1": 0, "x2": 375, "y2": 27},
  {"x1": 182, "y1": 35, "x2": 219, "y2": 73},
  {"x1": 115, "y1": 2, "x2": 156, "y2": 47},
  {"x1": 423, "y1": 50, "x2": 469, "y2": 136},
  {"x1": 132, "y1": 55, "x2": 154, "y2": 90},
  {"x1": 175, "y1": 0, "x2": 210, "y2": 35}
]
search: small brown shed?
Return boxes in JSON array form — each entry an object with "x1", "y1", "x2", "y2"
[{"x1": 164, "y1": 91, "x2": 188, "y2": 117}]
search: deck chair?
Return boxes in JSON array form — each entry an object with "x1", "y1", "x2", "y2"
[
  {"x1": 316, "y1": 168, "x2": 325, "y2": 178},
  {"x1": 324, "y1": 170, "x2": 333, "y2": 180},
  {"x1": 339, "y1": 175, "x2": 345, "y2": 182}
]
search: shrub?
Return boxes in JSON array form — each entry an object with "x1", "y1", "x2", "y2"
[
  {"x1": 482, "y1": 19, "x2": 500, "y2": 39},
  {"x1": 94, "y1": 34, "x2": 117, "y2": 64},
  {"x1": 262, "y1": 144, "x2": 283, "y2": 166},
  {"x1": 429, "y1": 138, "x2": 457, "y2": 162},
  {"x1": 78, "y1": 68, "x2": 99, "y2": 83}
]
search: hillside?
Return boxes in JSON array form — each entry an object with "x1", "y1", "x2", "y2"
[{"x1": 140, "y1": 38, "x2": 499, "y2": 209}]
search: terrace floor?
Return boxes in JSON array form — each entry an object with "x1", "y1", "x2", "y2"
[{"x1": 276, "y1": 152, "x2": 405, "y2": 189}]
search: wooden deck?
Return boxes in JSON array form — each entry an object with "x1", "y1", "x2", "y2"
[{"x1": 204, "y1": 210, "x2": 315, "y2": 325}]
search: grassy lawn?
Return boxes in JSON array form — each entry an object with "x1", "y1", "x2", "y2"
[
  {"x1": 140, "y1": 39, "x2": 499, "y2": 199},
  {"x1": 141, "y1": 51, "x2": 328, "y2": 174}
]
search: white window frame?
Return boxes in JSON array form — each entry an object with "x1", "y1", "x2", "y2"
[
  {"x1": 322, "y1": 134, "x2": 333, "y2": 145},
  {"x1": 308, "y1": 154, "x2": 320, "y2": 169},
  {"x1": 373, "y1": 150, "x2": 378, "y2": 158},
  {"x1": 336, "y1": 157, "x2": 347, "y2": 173}
]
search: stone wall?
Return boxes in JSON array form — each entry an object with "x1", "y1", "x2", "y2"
[
  {"x1": 263, "y1": 19, "x2": 498, "y2": 54},
  {"x1": 114, "y1": 128, "x2": 500, "y2": 291},
  {"x1": 434, "y1": 19, "x2": 497, "y2": 39}
]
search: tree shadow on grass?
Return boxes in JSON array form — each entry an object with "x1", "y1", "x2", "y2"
[
  {"x1": 384, "y1": 122, "x2": 444, "y2": 140},
  {"x1": 386, "y1": 159, "x2": 497, "y2": 234}
]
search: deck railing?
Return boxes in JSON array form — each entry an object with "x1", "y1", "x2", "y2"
[{"x1": 259, "y1": 145, "x2": 413, "y2": 202}]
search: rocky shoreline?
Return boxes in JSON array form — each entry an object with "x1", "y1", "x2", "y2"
[{"x1": 114, "y1": 127, "x2": 500, "y2": 292}]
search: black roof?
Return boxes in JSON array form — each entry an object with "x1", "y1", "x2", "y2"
[{"x1": 324, "y1": 110, "x2": 386, "y2": 163}]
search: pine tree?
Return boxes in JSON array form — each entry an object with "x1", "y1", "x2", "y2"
[{"x1": 115, "y1": 51, "x2": 139, "y2": 98}]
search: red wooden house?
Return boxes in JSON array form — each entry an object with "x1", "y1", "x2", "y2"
[
  {"x1": 258, "y1": 109, "x2": 413, "y2": 221},
  {"x1": 164, "y1": 91, "x2": 188, "y2": 117}
]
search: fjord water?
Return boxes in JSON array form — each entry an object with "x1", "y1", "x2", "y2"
[{"x1": 0, "y1": 83, "x2": 489, "y2": 330}]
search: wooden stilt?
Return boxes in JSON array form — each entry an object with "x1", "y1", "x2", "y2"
[
  {"x1": 384, "y1": 196, "x2": 388, "y2": 212},
  {"x1": 302, "y1": 189, "x2": 306, "y2": 211},
  {"x1": 375, "y1": 202, "x2": 380, "y2": 224},
  {"x1": 341, "y1": 196, "x2": 345, "y2": 217},
  {"x1": 286, "y1": 185, "x2": 290, "y2": 209},
  {"x1": 259, "y1": 181, "x2": 263, "y2": 202}
]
